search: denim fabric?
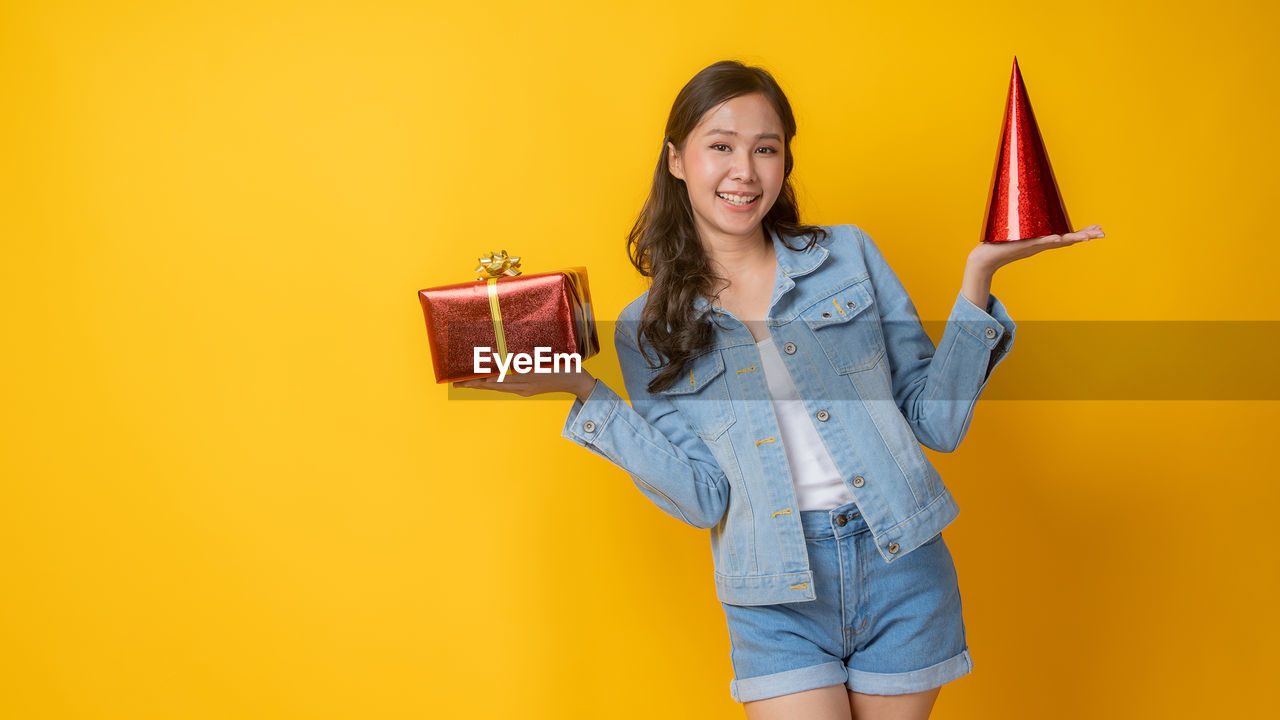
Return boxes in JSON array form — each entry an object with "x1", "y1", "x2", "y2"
[
  {"x1": 723, "y1": 501, "x2": 972, "y2": 701},
  {"x1": 561, "y1": 223, "x2": 1015, "y2": 606}
]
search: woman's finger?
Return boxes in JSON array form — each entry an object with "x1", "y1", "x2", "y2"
[{"x1": 1065, "y1": 227, "x2": 1105, "y2": 242}]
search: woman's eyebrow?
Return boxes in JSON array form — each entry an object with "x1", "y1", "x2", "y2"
[{"x1": 705, "y1": 128, "x2": 782, "y2": 141}]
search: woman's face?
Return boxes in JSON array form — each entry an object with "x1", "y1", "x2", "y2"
[{"x1": 667, "y1": 93, "x2": 786, "y2": 244}]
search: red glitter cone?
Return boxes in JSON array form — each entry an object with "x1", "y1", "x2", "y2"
[{"x1": 980, "y1": 57, "x2": 1072, "y2": 243}]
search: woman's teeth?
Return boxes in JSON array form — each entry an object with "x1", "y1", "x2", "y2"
[{"x1": 717, "y1": 192, "x2": 758, "y2": 206}]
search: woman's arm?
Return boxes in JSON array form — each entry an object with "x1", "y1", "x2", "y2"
[
  {"x1": 456, "y1": 328, "x2": 732, "y2": 529},
  {"x1": 859, "y1": 223, "x2": 1102, "y2": 452},
  {"x1": 960, "y1": 261, "x2": 995, "y2": 312},
  {"x1": 558, "y1": 326, "x2": 731, "y2": 529},
  {"x1": 570, "y1": 376, "x2": 597, "y2": 404},
  {"x1": 858, "y1": 225, "x2": 1014, "y2": 452}
]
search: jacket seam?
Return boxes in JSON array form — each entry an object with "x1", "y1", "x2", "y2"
[
  {"x1": 792, "y1": 271, "x2": 871, "y2": 316},
  {"x1": 587, "y1": 422, "x2": 698, "y2": 526},
  {"x1": 876, "y1": 489, "x2": 954, "y2": 535},
  {"x1": 860, "y1": 368, "x2": 927, "y2": 506},
  {"x1": 612, "y1": 406, "x2": 725, "y2": 493},
  {"x1": 744, "y1": 372, "x2": 784, "y2": 575},
  {"x1": 922, "y1": 319, "x2": 961, "y2": 415},
  {"x1": 719, "y1": 432, "x2": 749, "y2": 572},
  {"x1": 567, "y1": 391, "x2": 617, "y2": 445},
  {"x1": 799, "y1": 328, "x2": 896, "y2": 514},
  {"x1": 956, "y1": 298, "x2": 1002, "y2": 345},
  {"x1": 714, "y1": 569, "x2": 812, "y2": 580}
]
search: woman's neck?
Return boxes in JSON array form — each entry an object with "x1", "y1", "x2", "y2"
[{"x1": 702, "y1": 230, "x2": 774, "y2": 293}]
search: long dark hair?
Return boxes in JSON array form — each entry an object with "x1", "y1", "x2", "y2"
[{"x1": 626, "y1": 60, "x2": 830, "y2": 394}]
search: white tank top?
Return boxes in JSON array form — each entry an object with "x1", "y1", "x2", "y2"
[{"x1": 756, "y1": 336, "x2": 857, "y2": 511}]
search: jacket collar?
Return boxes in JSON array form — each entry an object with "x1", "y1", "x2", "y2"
[{"x1": 691, "y1": 225, "x2": 830, "y2": 315}]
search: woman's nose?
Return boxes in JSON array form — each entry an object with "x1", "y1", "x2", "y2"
[{"x1": 730, "y1": 151, "x2": 755, "y2": 181}]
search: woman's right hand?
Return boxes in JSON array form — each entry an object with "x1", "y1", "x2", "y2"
[{"x1": 452, "y1": 368, "x2": 598, "y2": 402}]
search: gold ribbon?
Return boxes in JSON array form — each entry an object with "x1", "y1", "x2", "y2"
[{"x1": 475, "y1": 250, "x2": 522, "y2": 364}]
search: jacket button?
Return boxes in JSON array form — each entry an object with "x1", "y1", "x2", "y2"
[
  {"x1": 784, "y1": 342, "x2": 797, "y2": 354},
  {"x1": 816, "y1": 410, "x2": 829, "y2": 422},
  {"x1": 822, "y1": 312, "x2": 831, "y2": 318},
  {"x1": 835, "y1": 515, "x2": 848, "y2": 526},
  {"x1": 887, "y1": 542, "x2": 900, "y2": 554},
  {"x1": 984, "y1": 326, "x2": 997, "y2": 339},
  {"x1": 851, "y1": 475, "x2": 865, "y2": 487},
  {"x1": 847, "y1": 301, "x2": 857, "y2": 309},
  {"x1": 582, "y1": 420, "x2": 596, "y2": 433}
]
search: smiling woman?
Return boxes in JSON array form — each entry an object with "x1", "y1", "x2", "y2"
[
  {"x1": 637, "y1": 70, "x2": 824, "y2": 395},
  {"x1": 454, "y1": 59, "x2": 1103, "y2": 719}
]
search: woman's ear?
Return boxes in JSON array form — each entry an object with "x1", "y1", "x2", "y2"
[{"x1": 666, "y1": 141, "x2": 684, "y2": 181}]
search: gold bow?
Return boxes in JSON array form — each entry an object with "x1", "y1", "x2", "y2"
[
  {"x1": 474, "y1": 250, "x2": 523, "y2": 279},
  {"x1": 474, "y1": 250, "x2": 522, "y2": 364}
]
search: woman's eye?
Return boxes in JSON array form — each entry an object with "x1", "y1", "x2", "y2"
[{"x1": 710, "y1": 144, "x2": 780, "y2": 154}]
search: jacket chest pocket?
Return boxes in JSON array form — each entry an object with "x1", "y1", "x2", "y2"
[
  {"x1": 802, "y1": 279, "x2": 885, "y2": 374},
  {"x1": 657, "y1": 349, "x2": 737, "y2": 441}
]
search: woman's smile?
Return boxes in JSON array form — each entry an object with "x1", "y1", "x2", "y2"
[{"x1": 716, "y1": 191, "x2": 761, "y2": 211}]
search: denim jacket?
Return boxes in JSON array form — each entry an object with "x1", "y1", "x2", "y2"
[{"x1": 561, "y1": 223, "x2": 1016, "y2": 606}]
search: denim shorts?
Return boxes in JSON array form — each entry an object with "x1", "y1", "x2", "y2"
[{"x1": 721, "y1": 500, "x2": 974, "y2": 702}]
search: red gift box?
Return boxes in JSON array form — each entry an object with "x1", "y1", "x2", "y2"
[{"x1": 417, "y1": 250, "x2": 600, "y2": 384}]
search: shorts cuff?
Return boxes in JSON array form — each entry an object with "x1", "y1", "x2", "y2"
[
  {"x1": 846, "y1": 648, "x2": 974, "y2": 695},
  {"x1": 730, "y1": 660, "x2": 848, "y2": 703}
]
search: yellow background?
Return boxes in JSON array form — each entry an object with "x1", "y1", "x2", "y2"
[{"x1": 3, "y1": 1, "x2": 1277, "y2": 718}]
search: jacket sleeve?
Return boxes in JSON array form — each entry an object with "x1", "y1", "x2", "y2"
[
  {"x1": 559, "y1": 323, "x2": 730, "y2": 529},
  {"x1": 855, "y1": 225, "x2": 1016, "y2": 453}
]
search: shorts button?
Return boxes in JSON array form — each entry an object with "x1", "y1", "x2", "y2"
[
  {"x1": 835, "y1": 515, "x2": 848, "y2": 526},
  {"x1": 582, "y1": 420, "x2": 596, "y2": 433},
  {"x1": 887, "y1": 542, "x2": 900, "y2": 553},
  {"x1": 816, "y1": 409, "x2": 829, "y2": 422},
  {"x1": 783, "y1": 342, "x2": 797, "y2": 354},
  {"x1": 851, "y1": 475, "x2": 865, "y2": 488},
  {"x1": 984, "y1": 326, "x2": 997, "y2": 339}
]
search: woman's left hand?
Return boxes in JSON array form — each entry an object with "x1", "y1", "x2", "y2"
[{"x1": 968, "y1": 224, "x2": 1105, "y2": 273}]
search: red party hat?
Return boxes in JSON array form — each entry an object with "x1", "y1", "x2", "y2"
[{"x1": 980, "y1": 57, "x2": 1072, "y2": 243}]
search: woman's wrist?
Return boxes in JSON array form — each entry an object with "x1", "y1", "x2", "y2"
[
  {"x1": 961, "y1": 256, "x2": 996, "y2": 310},
  {"x1": 573, "y1": 375, "x2": 598, "y2": 403}
]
